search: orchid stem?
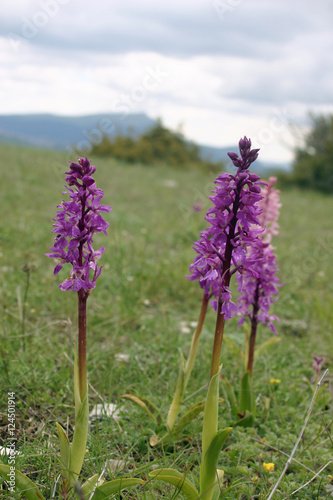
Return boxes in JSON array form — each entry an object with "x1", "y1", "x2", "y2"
[
  {"x1": 247, "y1": 283, "x2": 259, "y2": 376},
  {"x1": 247, "y1": 318, "x2": 257, "y2": 376},
  {"x1": 78, "y1": 289, "x2": 88, "y2": 401},
  {"x1": 210, "y1": 300, "x2": 225, "y2": 380}
]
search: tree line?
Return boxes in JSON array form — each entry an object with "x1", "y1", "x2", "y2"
[{"x1": 88, "y1": 120, "x2": 223, "y2": 171}]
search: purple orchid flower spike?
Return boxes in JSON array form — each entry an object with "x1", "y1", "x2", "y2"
[
  {"x1": 46, "y1": 157, "x2": 111, "y2": 400},
  {"x1": 237, "y1": 175, "x2": 282, "y2": 375},
  {"x1": 188, "y1": 137, "x2": 264, "y2": 324},
  {"x1": 46, "y1": 157, "x2": 111, "y2": 293},
  {"x1": 187, "y1": 136, "x2": 264, "y2": 378}
]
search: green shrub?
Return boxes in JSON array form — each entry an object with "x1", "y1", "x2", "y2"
[{"x1": 89, "y1": 120, "x2": 224, "y2": 171}]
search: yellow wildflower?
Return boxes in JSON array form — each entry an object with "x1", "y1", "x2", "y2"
[
  {"x1": 269, "y1": 378, "x2": 281, "y2": 384},
  {"x1": 263, "y1": 462, "x2": 275, "y2": 472}
]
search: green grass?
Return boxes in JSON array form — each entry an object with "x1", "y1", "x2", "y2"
[{"x1": 0, "y1": 143, "x2": 332, "y2": 499}]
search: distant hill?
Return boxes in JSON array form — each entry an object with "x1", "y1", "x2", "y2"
[
  {"x1": 0, "y1": 113, "x2": 156, "y2": 151},
  {"x1": 0, "y1": 113, "x2": 289, "y2": 173}
]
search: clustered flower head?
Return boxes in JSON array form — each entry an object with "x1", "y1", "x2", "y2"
[
  {"x1": 187, "y1": 137, "x2": 264, "y2": 319},
  {"x1": 237, "y1": 176, "x2": 282, "y2": 333},
  {"x1": 237, "y1": 239, "x2": 280, "y2": 333},
  {"x1": 46, "y1": 157, "x2": 111, "y2": 292},
  {"x1": 312, "y1": 354, "x2": 324, "y2": 376}
]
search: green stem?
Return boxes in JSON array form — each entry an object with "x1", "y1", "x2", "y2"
[
  {"x1": 184, "y1": 292, "x2": 210, "y2": 387},
  {"x1": 209, "y1": 178, "x2": 243, "y2": 380},
  {"x1": 247, "y1": 283, "x2": 259, "y2": 376},
  {"x1": 78, "y1": 289, "x2": 88, "y2": 401},
  {"x1": 209, "y1": 300, "x2": 225, "y2": 380},
  {"x1": 247, "y1": 317, "x2": 257, "y2": 377}
]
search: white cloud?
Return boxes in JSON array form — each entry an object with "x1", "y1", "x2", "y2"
[{"x1": 0, "y1": 0, "x2": 333, "y2": 164}]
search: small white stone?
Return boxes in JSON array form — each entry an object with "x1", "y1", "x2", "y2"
[
  {"x1": 0, "y1": 446, "x2": 21, "y2": 456},
  {"x1": 115, "y1": 353, "x2": 130, "y2": 363},
  {"x1": 89, "y1": 403, "x2": 121, "y2": 422}
]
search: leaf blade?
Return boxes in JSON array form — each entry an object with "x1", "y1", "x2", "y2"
[
  {"x1": 69, "y1": 391, "x2": 89, "y2": 485},
  {"x1": 166, "y1": 353, "x2": 186, "y2": 431},
  {"x1": 200, "y1": 428, "x2": 232, "y2": 500},
  {"x1": 239, "y1": 371, "x2": 256, "y2": 417},
  {"x1": 202, "y1": 368, "x2": 221, "y2": 458},
  {"x1": 92, "y1": 478, "x2": 145, "y2": 500},
  {"x1": 121, "y1": 394, "x2": 162, "y2": 425},
  {"x1": 149, "y1": 468, "x2": 198, "y2": 500},
  {"x1": 56, "y1": 422, "x2": 70, "y2": 480},
  {"x1": 0, "y1": 464, "x2": 46, "y2": 500}
]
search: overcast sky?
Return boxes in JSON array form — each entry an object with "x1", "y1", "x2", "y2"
[{"x1": 1, "y1": 0, "x2": 333, "y2": 164}]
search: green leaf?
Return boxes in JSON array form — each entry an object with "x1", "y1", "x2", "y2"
[
  {"x1": 69, "y1": 392, "x2": 89, "y2": 485},
  {"x1": 149, "y1": 432, "x2": 173, "y2": 447},
  {"x1": 255, "y1": 336, "x2": 281, "y2": 358},
  {"x1": 234, "y1": 412, "x2": 254, "y2": 428},
  {"x1": 211, "y1": 469, "x2": 224, "y2": 500},
  {"x1": 171, "y1": 401, "x2": 205, "y2": 439},
  {"x1": 121, "y1": 394, "x2": 162, "y2": 425},
  {"x1": 202, "y1": 368, "x2": 221, "y2": 458},
  {"x1": 166, "y1": 353, "x2": 186, "y2": 431},
  {"x1": 0, "y1": 464, "x2": 46, "y2": 500},
  {"x1": 200, "y1": 427, "x2": 232, "y2": 500},
  {"x1": 149, "y1": 468, "x2": 198, "y2": 500},
  {"x1": 56, "y1": 422, "x2": 70, "y2": 480},
  {"x1": 92, "y1": 478, "x2": 145, "y2": 500},
  {"x1": 239, "y1": 371, "x2": 256, "y2": 417},
  {"x1": 221, "y1": 377, "x2": 238, "y2": 416},
  {"x1": 150, "y1": 401, "x2": 206, "y2": 447},
  {"x1": 81, "y1": 474, "x2": 104, "y2": 496}
]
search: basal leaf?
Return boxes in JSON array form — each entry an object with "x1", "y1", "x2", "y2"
[
  {"x1": 211, "y1": 469, "x2": 224, "y2": 500},
  {"x1": 239, "y1": 371, "x2": 256, "y2": 417},
  {"x1": 200, "y1": 427, "x2": 232, "y2": 500},
  {"x1": 56, "y1": 422, "x2": 70, "y2": 480},
  {"x1": 0, "y1": 464, "x2": 46, "y2": 500},
  {"x1": 151, "y1": 402, "x2": 206, "y2": 446},
  {"x1": 81, "y1": 474, "x2": 104, "y2": 496},
  {"x1": 121, "y1": 394, "x2": 162, "y2": 425},
  {"x1": 221, "y1": 377, "x2": 238, "y2": 416},
  {"x1": 174, "y1": 401, "x2": 205, "y2": 433},
  {"x1": 149, "y1": 468, "x2": 198, "y2": 500},
  {"x1": 69, "y1": 392, "x2": 89, "y2": 485},
  {"x1": 166, "y1": 353, "x2": 186, "y2": 431},
  {"x1": 234, "y1": 412, "x2": 254, "y2": 427},
  {"x1": 149, "y1": 433, "x2": 172, "y2": 447},
  {"x1": 92, "y1": 478, "x2": 145, "y2": 500},
  {"x1": 202, "y1": 367, "x2": 221, "y2": 458}
]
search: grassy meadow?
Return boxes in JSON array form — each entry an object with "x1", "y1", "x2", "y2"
[{"x1": 0, "y1": 143, "x2": 332, "y2": 499}]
